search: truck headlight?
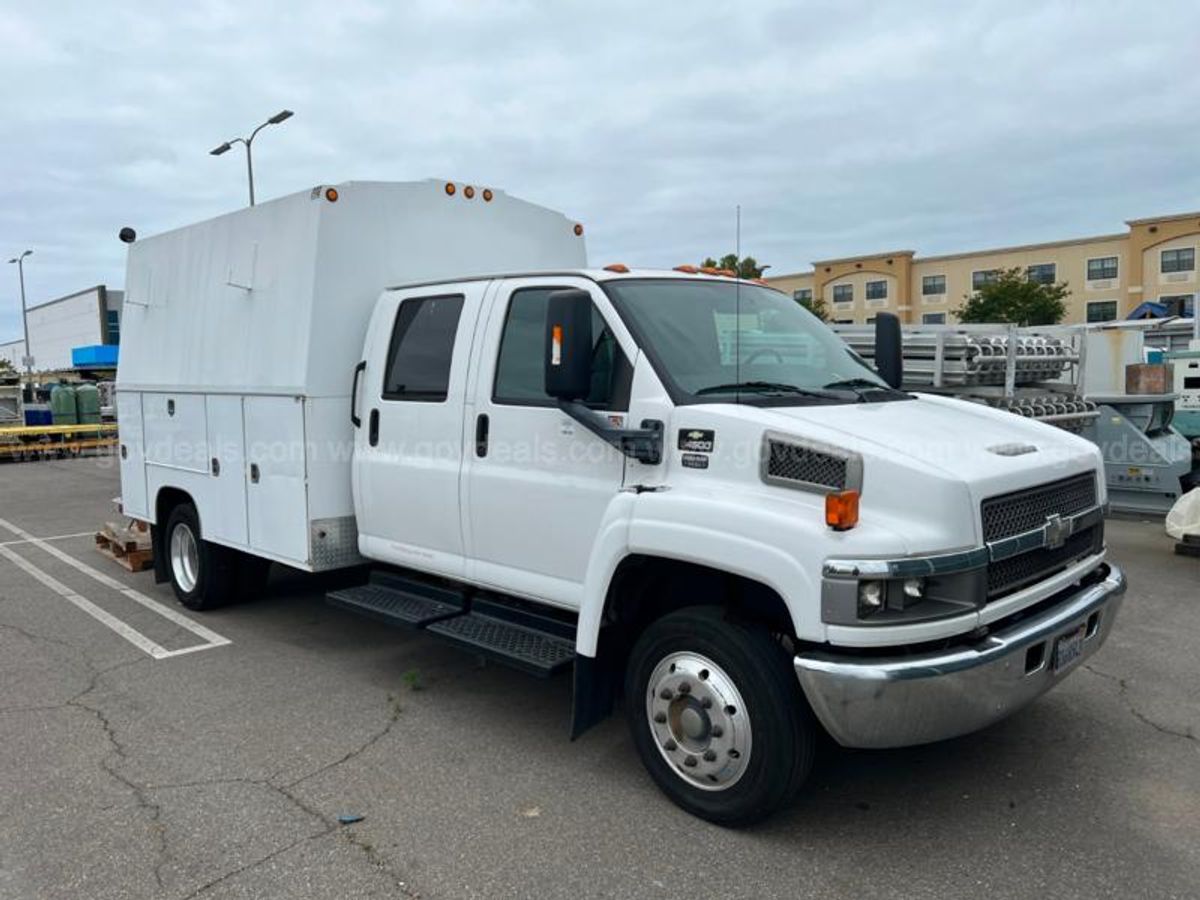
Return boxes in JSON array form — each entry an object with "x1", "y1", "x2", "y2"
[
  {"x1": 857, "y1": 581, "x2": 884, "y2": 617},
  {"x1": 903, "y1": 577, "x2": 925, "y2": 599}
]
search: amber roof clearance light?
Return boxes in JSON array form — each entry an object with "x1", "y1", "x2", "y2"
[
  {"x1": 603, "y1": 263, "x2": 629, "y2": 273},
  {"x1": 482, "y1": 189, "x2": 494, "y2": 202},
  {"x1": 444, "y1": 182, "x2": 456, "y2": 196},
  {"x1": 573, "y1": 223, "x2": 584, "y2": 236},
  {"x1": 464, "y1": 185, "x2": 476, "y2": 199},
  {"x1": 324, "y1": 187, "x2": 339, "y2": 202}
]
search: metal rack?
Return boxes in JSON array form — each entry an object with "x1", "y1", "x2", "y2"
[{"x1": 833, "y1": 323, "x2": 1098, "y2": 432}]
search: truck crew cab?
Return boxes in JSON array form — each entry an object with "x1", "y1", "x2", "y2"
[{"x1": 117, "y1": 181, "x2": 1126, "y2": 825}]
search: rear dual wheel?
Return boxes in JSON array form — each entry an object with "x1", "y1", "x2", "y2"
[
  {"x1": 164, "y1": 503, "x2": 270, "y2": 610},
  {"x1": 625, "y1": 607, "x2": 815, "y2": 826}
]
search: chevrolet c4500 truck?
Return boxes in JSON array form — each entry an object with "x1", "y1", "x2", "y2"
[{"x1": 116, "y1": 181, "x2": 1126, "y2": 824}]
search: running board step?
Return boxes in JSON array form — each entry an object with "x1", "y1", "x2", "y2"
[
  {"x1": 326, "y1": 573, "x2": 464, "y2": 627},
  {"x1": 425, "y1": 612, "x2": 575, "y2": 678}
]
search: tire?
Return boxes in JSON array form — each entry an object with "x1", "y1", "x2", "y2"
[
  {"x1": 163, "y1": 503, "x2": 236, "y2": 611},
  {"x1": 624, "y1": 606, "x2": 815, "y2": 826}
]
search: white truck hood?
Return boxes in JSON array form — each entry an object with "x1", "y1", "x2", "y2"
[{"x1": 745, "y1": 393, "x2": 1104, "y2": 551}]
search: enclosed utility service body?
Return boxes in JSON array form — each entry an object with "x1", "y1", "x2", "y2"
[{"x1": 119, "y1": 182, "x2": 1126, "y2": 825}]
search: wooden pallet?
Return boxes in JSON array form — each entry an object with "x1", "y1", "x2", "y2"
[{"x1": 95, "y1": 520, "x2": 154, "y2": 572}]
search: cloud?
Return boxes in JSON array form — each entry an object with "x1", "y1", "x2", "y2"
[{"x1": 1, "y1": 0, "x2": 1198, "y2": 339}]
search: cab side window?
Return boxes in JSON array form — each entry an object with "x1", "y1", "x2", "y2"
[
  {"x1": 382, "y1": 294, "x2": 464, "y2": 402},
  {"x1": 493, "y1": 287, "x2": 632, "y2": 410}
]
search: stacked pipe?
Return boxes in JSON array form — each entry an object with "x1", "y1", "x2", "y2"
[
  {"x1": 839, "y1": 332, "x2": 1077, "y2": 387},
  {"x1": 980, "y1": 394, "x2": 1099, "y2": 433}
]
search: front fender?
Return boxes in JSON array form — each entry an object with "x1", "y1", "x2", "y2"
[{"x1": 575, "y1": 488, "x2": 828, "y2": 656}]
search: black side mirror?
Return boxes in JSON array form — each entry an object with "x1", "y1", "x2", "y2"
[
  {"x1": 545, "y1": 289, "x2": 593, "y2": 400},
  {"x1": 874, "y1": 312, "x2": 904, "y2": 389}
]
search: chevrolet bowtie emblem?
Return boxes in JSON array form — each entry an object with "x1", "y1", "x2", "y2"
[
  {"x1": 688, "y1": 430, "x2": 704, "y2": 439},
  {"x1": 1043, "y1": 513, "x2": 1071, "y2": 550}
]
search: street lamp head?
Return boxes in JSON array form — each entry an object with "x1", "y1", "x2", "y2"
[
  {"x1": 210, "y1": 142, "x2": 232, "y2": 156},
  {"x1": 7, "y1": 250, "x2": 31, "y2": 264},
  {"x1": 267, "y1": 109, "x2": 294, "y2": 125}
]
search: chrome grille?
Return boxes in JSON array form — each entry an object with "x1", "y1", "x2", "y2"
[
  {"x1": 981, "y1": 472, "x2": 1096, "y2": 542},
  {"x1": 765, "y1": 440, "x2": 846, "y2": 490}
]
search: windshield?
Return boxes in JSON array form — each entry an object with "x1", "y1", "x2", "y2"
[{"x1": 603, "y1": 278, "x2": 892, "y2": 404}]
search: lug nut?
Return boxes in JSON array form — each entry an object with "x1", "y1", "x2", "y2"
[
  {"x1": 678, "y1": 682, "x2": 691, "y2": 694},
  {"x1": 654, "y1": 712, "x2": 667, "y2": 724},
  {"x1": 711, "y1": 725, "x2": 724, "y2": 738},
  {"x1": 684, "y1": 755, "x2": 697, "y2": 767},
  {"x1": 700, "y1": 697, "x2": 712, "y2": 709},
  {"x1": 659, "y1": 688, "x2": 673, "y2": 700},
  {"x1": 703, "y1": 750, "x2": 717, "y2": 762},
  {"x1": 664, "y1": 739, "x2": 677, "y2": 751}
]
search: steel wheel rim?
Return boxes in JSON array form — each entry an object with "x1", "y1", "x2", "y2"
[
  {"x1": 169, "y1": 522, "x2": 199, "y2": 593},
  {"x1": 646, "y1": 651, "x2": 752, "y2": 791}
]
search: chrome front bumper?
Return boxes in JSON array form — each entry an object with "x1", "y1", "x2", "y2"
[{"x1": 794, "y1": 563, "x2": 1127, "y2": 749}]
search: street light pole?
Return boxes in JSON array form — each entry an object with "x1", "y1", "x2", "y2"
[
  {"x1": 210, "y1": 109, "x2": 294, "y2": 207},
  {"x1": 6, "y1": 249, "x2": 32, "y2": 373}
]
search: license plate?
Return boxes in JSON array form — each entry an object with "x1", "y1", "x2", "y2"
[{"x1": 1053, "y1": 624, "x2": 1087, "y2": 673}]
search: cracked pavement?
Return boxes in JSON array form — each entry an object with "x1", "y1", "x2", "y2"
[{"x1": 1, "y1": 456, "x2": 1198, "y2": 899}]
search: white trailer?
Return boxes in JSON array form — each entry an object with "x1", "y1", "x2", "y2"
[{"x1": 118, "y1": 180, "x2": 585, "y2": 572}]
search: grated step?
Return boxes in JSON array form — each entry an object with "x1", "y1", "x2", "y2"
[
  {"x1": 425, "y1": 613, "x2": 575, "y2": 677},
  {"x1": 326, "y1": 578, "x2": 463, "y2": 628}
]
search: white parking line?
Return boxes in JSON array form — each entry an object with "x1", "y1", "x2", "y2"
[
  {"x1": 0, "y1": 517, "x2": 231, "y2": 659},
  {"x1": 0, "y1": 531, "x2": 95, "y2": 548}
]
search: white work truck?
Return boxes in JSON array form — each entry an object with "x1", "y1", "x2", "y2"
[{"x1": 117, "y1": 181, "x2": 1126, "y2": 824}]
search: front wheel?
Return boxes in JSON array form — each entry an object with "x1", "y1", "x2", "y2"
[{"x1": 625, "y1": 607, "x2": 815, "y2": 826}]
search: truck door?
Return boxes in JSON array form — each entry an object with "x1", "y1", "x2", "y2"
[
  {"x1": 462, "y1": 277, "x2": 633, "y2": 609},
  {"x1": 353, "y1": 283, "x2": 487, "y2": 580}
]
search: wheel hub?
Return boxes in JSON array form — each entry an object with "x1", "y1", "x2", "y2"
[
  {"x1": 646, "y1": 651, "x2": 752, "y2": 791},
  {"x1": 169, "y1": 522, "x2": 199, "y2": 594}
]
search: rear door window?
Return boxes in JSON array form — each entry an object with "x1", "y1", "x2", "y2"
[{"x1": 382, "y1": 294, "x2": 464, "y2": 402}]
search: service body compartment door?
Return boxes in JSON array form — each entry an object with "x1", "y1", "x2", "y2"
[
  {"x1": 116, "y1": 392, "x2": 148, "y2": 519},
  {"x1": 205, "y1": 394, "x2": 249, "y2": 546},
  {"x1": 245, "y1": 395, "x2": 309, "y2": 563}
]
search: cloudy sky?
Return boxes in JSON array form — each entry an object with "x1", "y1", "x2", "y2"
[{"x1": 1, "y1": 0, "x2": 1198, "y2": 340}]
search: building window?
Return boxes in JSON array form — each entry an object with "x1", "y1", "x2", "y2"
[
  {"x1": 1158, "y1": 294, "x2": 1196, "y2": 317},
  {"x1": 382, "y1": 294, "x2": 464, "y2": 401},
  {"x1": 922, "y1": 313, "x2": 946, "y2": 325},
  {"x1": 793, "y1": 288, "x2": 812, "y2": 304},
  {"x1": 1161, "y1": 248, "x2": 1195, "y2": 274},
  {"x1": 922, "y1": 274, "x2": 946, "y2": 295},
  {"x1": 831, "y1": 319, "x2": 853, "y2": 325},
  {"x1": 865, "y1": 316, "x2": 877, "y2": 324},
  {"x1": 971, "y1": 269, "x2": 999, "y2": 290},
  {"x1": 865, "y1": 280, "x2": 887, "y2": 301},
  {"x1": 1027, "y1": 263, "x2": 1056, "y2": 285},
  {"x1": 1086, "y1": 301, "x2": 1118, "y2": 323},
  {"x1": 105, "y1": 310, "x2": 120, "y2": 344},
  {"x1": 832, "y1": 284, "x2": 853, "y2": 304},
  {"x1": 1087, "y1": 256, "x2": 1118, "y2": 281}
]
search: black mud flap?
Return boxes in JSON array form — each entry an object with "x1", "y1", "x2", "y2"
[
  {"x1": 150, "y1": 523, "x2": 169, "y2": 584},
  {"x1": 570, "y1": 652, "x2": 617, "y2": 740}
]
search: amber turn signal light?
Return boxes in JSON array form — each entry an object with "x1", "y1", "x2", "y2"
[{"x1": 825, "y1": 490, "x2": 860, "y2": 531}]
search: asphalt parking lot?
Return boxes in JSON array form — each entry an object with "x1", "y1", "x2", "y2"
[{"x1": 1, "y1": 455, "x2": 1197, "y2": 900}]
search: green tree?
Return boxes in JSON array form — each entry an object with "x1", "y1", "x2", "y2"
[
  {"x1": 797, "y1": 294, "x2": 829, "y2": 322},
  {"x1": 0, "y1": 358, "x2": 14, "y2": 375},
  {"x1": 956, "y1": 267, "x2": 1068, "y2": 326},
  {"x1": 700, "y1": 254, "x2": 766, "y2": 279}
]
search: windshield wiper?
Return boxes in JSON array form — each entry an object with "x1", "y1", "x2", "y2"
[
  {"x1": 694, "y1": 381, "x2": 842, "y2": 399},
  {"x1": 821, "y1": 378, "x2": 909, "y2": 401}
]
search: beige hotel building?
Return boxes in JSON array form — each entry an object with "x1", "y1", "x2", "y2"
[{"x1": 765, "y1": 210, "x2": 1200, "y2": 325}]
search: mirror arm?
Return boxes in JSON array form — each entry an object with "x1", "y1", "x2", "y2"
[{"x1": 558, "y1": 400, "x2": 663, "y2": 465}]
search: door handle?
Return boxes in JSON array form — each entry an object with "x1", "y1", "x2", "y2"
[
  {"x1": 369, "y1": 409, "x2": 380, "y2": 447},
  {"x1": 475, "y1": 413, "x2": 489, "y2": 457},
  {"x1": 250, "y1": 463, "x2": 260, "y2": 484},
  {"x1": 350, "y1": 360, "x2": 367, "y2": 427}
]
